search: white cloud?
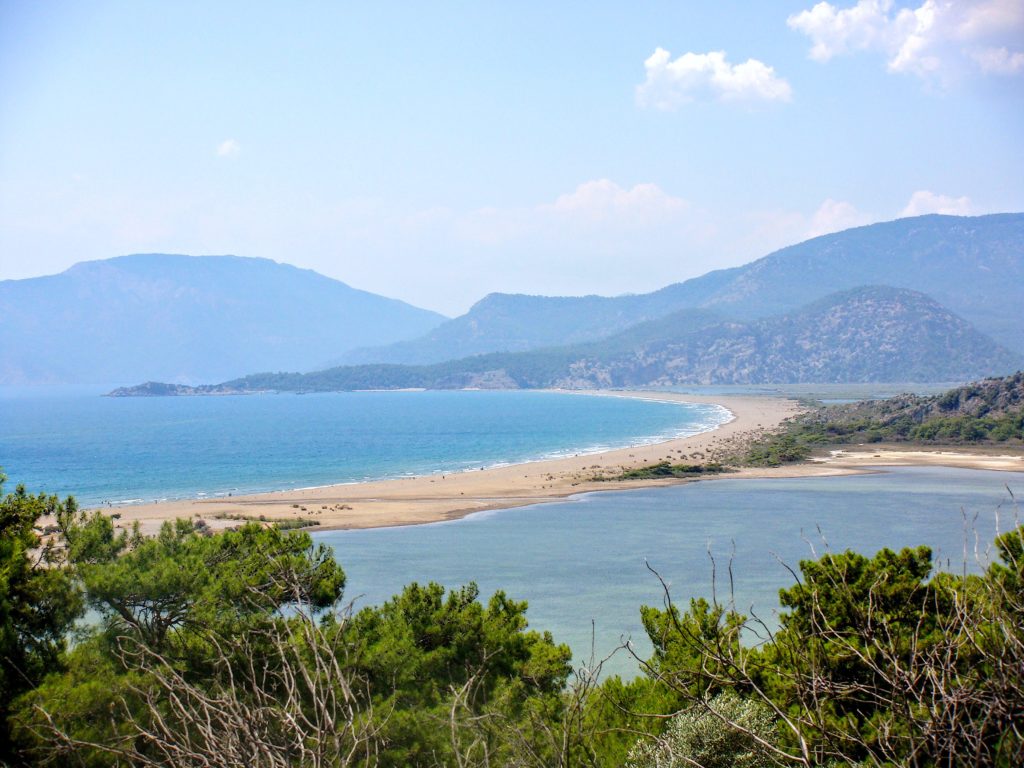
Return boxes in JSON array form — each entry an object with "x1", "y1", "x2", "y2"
[
  {"x1": 636, "y1": 48, "x2": 792, "y2": 109},
  {"x1": 788, "y1": 0, "x2": 1024, "y2": 79},
  {"x1": 787, "y1": 0, "x2": 895, "y2": 62},
  {"x1": 971, "y1": 46, "x2": 1024, "y2": 73},
  {"x1": 900, "y1": 190, "x2": 973, "y2": 216},
  {"x1": 806, "y1": 198, "x2": 873, "y2": 237},
  {"x1": 452, "y1": 179, "x2": 692, "y2": 246},
  {"x1": 216, "y1": 139, "x2": 241, "y2": 157},
  {"x1": 742, "y1": 198, "x2": 873, "y2": 256},
  {"x1": 545, "y1": 179, "x2": 688, "y2": 220}
]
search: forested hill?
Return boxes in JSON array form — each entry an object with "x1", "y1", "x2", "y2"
[
  {"x1": 109, "y1": 287, "x2": 1022, "y2": 395},
  {"x1": 739, "y1": 372, "x2": 1024, "y2": 466},
  {"x1": 792, "y1": 371, "x2": 1024, "y2": 444},
  {"x1": 0, "y1": 254, "x2": 445, "y2": 387},
  {"x1": 343, "y1": 213, "x2": 1024, "y2": 365},
  {"x1": 544, "y1": 285, "x2": 1019, "y2": 387}
]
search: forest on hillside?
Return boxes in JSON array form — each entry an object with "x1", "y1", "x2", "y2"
[{"x1": 742, "y1": 372, "x2": 1024, "y2": 467}]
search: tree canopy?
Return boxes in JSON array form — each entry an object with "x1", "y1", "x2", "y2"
[
  {"x1": 1, "y1": 470, "x2": 1021, "y2": 767},
  {"x1": 0, "y1": 473, "x2": 83, "y2": 763}
]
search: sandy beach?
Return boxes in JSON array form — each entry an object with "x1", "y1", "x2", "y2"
[
  {"x1": 97, "y1": 391, "x2": 1024, "y2": 536},
  {"x1": 99, "y1": 391, "x2": 794, "y2": 535}
]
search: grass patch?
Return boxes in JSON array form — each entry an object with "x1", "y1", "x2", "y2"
[
  {"x1": 211, "y1": 511, "x2": 320, "y2": 530},
  {"x1": 613, "y1": 462, "x2": 728, "y2": 480},
  {"x1": 272, "y1": 518, "x2": 320, "y2": 531}
]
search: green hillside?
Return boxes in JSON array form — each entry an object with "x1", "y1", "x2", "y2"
[{"x1": 744, "y1": 372, "x2": 1024, "y2": 466}]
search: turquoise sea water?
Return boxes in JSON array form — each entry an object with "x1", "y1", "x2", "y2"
[
  {"x1": 319, "y1": 466, "x2": 1023, "y2": 676},
  {"x1": 0, "y1": 390, "x2": 726, "y2": 506}
]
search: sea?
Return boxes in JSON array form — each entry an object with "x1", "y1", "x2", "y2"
[
  {"x1": 2, "y1": 390, "x2": 1020, "y2": 678},
  {"x1": 0, "y1": 389, "x2": 727, "y2": 506}
]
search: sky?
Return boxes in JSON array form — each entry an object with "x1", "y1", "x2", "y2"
[{"x1": 1, "y1": 1, "x2": 1022, "y2": 316}]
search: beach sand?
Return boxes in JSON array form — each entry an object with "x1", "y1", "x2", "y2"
[
  {"x1": 812, "y1": 446, "x2": 1024, "y2": 473},
  {"x1": 96, "y1": 391, "x2": 1024, "y2": 536},
  {"x1": 100, "y1": 392, "x2": 795, "y2": 535}
]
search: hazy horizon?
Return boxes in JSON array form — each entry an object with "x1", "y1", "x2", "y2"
[
  {"x1": 2, "y1": 1, "x2": 1022, "y2": 314},
  {"x1": 2, "y1": 209, "x2": 1021, "y2": 317}
]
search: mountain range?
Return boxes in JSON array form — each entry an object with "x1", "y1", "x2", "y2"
[
  {"x1": 5, "y1": 213, "x2": 1023, "y2": 391},
  {"x1": 336, "y1": 273, "x2": 740, "y2": 366},
  {"x1": 341, "y1": 213, "x2": 1024, "y2": 365},
  {"x1": 111, "y1": 285, "x2": 1020, "y2": 395},
  {"x1": 0, "y1": 254, "x2": 445, "y2": 387}
]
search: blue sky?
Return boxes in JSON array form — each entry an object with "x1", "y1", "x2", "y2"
[{"x1": 2, "y1": 1, "x2": 1022, "y2": 314}]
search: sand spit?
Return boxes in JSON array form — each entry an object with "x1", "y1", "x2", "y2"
[
  {"x1": 99, "y1": 392, "x2": 796, "y2": 535},
  {"x1": 93, "y1": 391, "x2": 1023, "y2": 536}
]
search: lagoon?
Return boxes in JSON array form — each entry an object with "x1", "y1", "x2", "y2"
[{"x1": 319, "y1": 466, "x2": 1023, "y2": 677}]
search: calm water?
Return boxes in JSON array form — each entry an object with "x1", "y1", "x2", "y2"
[
  {"x1": 0, "y1": 390, "x2": 726, "y2": 506},
  {"x1": 319, "y1": 466, "x2": 1023, "y2": 677}
]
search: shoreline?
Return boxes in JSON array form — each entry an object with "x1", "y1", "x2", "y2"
[
  {"x1": 99, "y1": 389, "x2": 731, "y2": 507},
  {"x1": 93, "y1": 391, "x2": 1024, "y2": 536},
  {"x1": 98, "y1": 391, "x2": 796, "y2": 535}
]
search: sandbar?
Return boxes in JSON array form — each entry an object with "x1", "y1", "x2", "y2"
[
  {"x1": 98, "y1": 392, "x2": 795, "y2": 535},
  {"x1": 93, "y1": 391, "x2": 1024, "y2": 536}
]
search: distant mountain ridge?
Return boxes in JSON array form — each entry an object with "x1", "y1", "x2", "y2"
[
  {"x1": 337, "y1": 268, "x2": 741, "y2": 366},
  {"x1": 346, "y1": 213, "x2": 1024, "y2": 365},
  {"x1": 576, "y1": 285, "x2": 1019, "y2": 386},
  {"x1": 110, "y1": 287, "x2": 1022, "y2": 395},
  {"x1": 12, "y1": 212, "x2": 1024, "y2": 391},
  {"x1": 696, "y1": 213, "x2": 1024, "y2": 352},
  {"x1": 0, "y1": 254, "x2": 446, "y2": 387}
]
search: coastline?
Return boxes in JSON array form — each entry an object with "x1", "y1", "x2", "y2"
[
  {"x1": 93, "y1": 391, "x2": 1024, "y2": 536},
  {"x1": 97, "y1": 391, "x2": 796, "y2": 535}
]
